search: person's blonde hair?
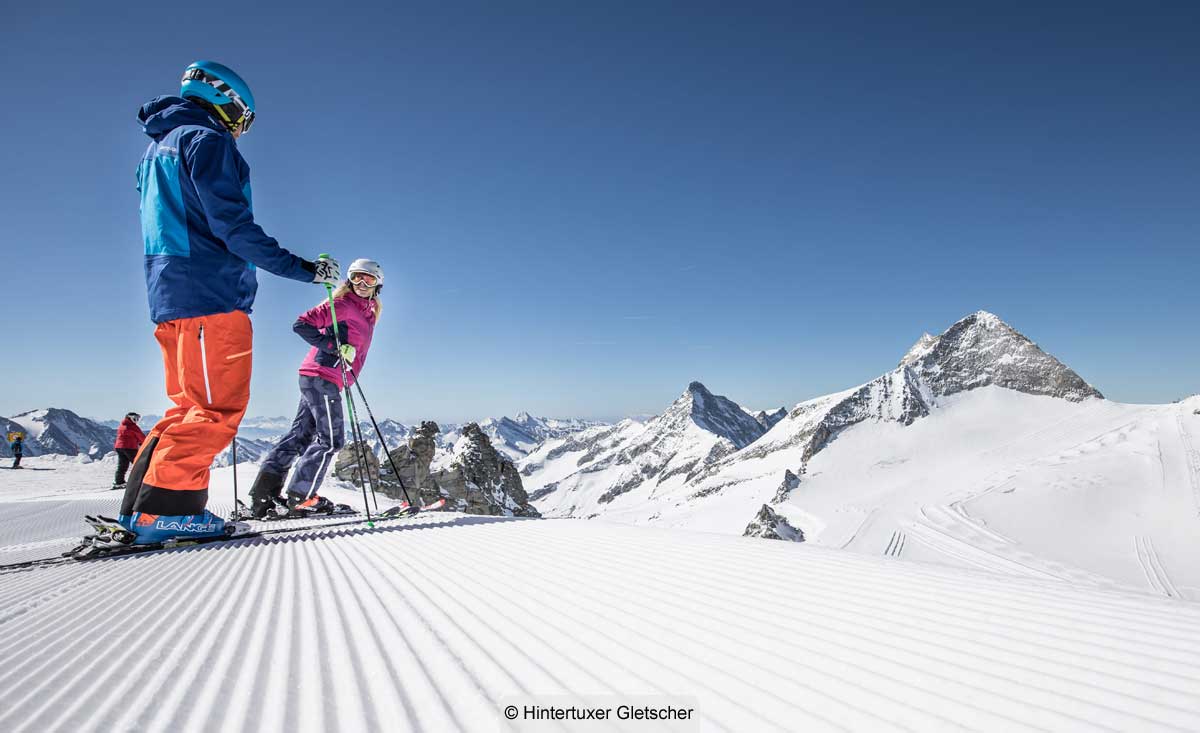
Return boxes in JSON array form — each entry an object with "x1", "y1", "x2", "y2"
[{"x1": 319, "y1": 280, "x2": 383, "y2": 319}]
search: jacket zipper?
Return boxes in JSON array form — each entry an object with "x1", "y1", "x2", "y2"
[{"x1": 199, "y1": 325, "x2": 213, "y2": 405}]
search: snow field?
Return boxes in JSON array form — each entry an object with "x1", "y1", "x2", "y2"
[{"x1": 2, "y1": 487, "x2": 1199, "y2": 731}]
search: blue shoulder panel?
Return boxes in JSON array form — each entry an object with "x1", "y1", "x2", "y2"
[{"x1": 139, "y1": 146, "x2": 189, "y2": 257}]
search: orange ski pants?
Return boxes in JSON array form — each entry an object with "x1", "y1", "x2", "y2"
[{"x1": 130, "y1": 311, "x2": 253, "y2": 511}]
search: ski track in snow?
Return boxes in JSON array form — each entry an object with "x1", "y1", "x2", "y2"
[
  {"x1": 1, "y1": 513, "x2": 1200, "y2": 731},
  {"x1": 1136, "y1": 535, "x2": 1181, "y2": 600},
  {"x1": 1177, "y1": 407, "x2": 1200, "y2": 517},
  {"x1": 905, "y1": 505, "x2": 1121, "y2": 589}
]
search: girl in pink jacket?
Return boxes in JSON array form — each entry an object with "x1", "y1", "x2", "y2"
[{"x1": 248, "y1": 259, "x2": 384, "y2": 517}]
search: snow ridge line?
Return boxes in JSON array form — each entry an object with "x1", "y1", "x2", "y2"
[
  {"x1": 121, "y1": 545, "x2": 270, "y2": 732},
  {"x1": 1135, "y1": 535, "x2": 1181, "y2": 600},
  {"x1": 0, "y1": 508, "x2": 470, "y2": 574},
  {"x1": 2, "y1": 519, "x2": 1200, "y2": 731},
  {"x1": 349, "y1": 530, "x2": 575, "y2": 730},
  {"x1": 0, "y1": 500, "x2": 111, "y2": 562},
  {"x1": 431, "y1": 525, "x2": 940, "y2": 730},
  {"x1": 572, "y1": 528, "x2": 1200, "y2": 690},
  {"x1": 377, "y1": 535, "x2": 771, "y2": 731},
  {"x1": 517, "y1": 525, "x2": 1200, "y2": 729},
  {"x1": 323, "y1": 536, "x2": 464, "y2": 731},
  {"x1": 0, "y1": 541, "x2": 240, "y2": 730},
  {"x1": 395, "y1": 528, "x2": 808, "y2": 730},
  {"x1": 587, "y1": 528, "x2": 1200, "y2": 652}
]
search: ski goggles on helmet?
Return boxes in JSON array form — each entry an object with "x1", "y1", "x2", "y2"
[
  {"x1": 182, "y1": 67, "x2": 256, "y2": 135},
  {"x1": 350, "y1": 272, "x2": 379, "y2": 287}
]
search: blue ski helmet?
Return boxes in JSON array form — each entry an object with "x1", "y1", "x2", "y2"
[{"x1": 180, "y1": 61, "x2": 256, "y2": 134}]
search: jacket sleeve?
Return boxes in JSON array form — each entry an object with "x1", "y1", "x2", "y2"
[
  {"x1": 293, "y1": 301, "x2": 342, "y2": 354},
  {"x1": 185, "y1": 131, "x2": 315, "y2": 283}
]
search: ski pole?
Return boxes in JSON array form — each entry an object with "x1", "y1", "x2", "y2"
[
  {"x1": 319, "y1": 254, "x2": 378, "y2": 521},
  {"x1": 231, "y1": 434, "x2": 239, "y2": 517},
  {"x1": 346, "y1": 366, "x2": 417, "y2": 508},
  {"x1": 339, "y1": 358, "x2": 380, "y2": 513},
  {"x1": 345, "y1": 397, "x2": 379, "y2": 512}
]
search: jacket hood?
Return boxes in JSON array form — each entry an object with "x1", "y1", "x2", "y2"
[{"x1": 138, "y1": 96, "x2": 228, "y2": 141}]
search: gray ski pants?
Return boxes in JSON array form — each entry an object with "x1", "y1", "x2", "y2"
[{"x1": 261, "y1": 375, "x2": 344, "y2": 499}]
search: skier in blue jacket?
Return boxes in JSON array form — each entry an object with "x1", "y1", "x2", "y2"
[{"x1": 119, "y1": 61, "x2": 342, "y2": 545}]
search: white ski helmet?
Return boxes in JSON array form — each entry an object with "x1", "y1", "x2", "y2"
[{"x1": 347, "y1": 258, "x2": 384, "y2": 291}]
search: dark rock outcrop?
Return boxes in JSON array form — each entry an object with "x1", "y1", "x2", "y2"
[
  {"x1": 743, "y1": 505, "x2": 804, "y2": 542},
  {"x1": 335, "y1": 421, "x2": 540, "y2": 516},
  {"x1": 753, "y1": 407, "x2": 787, "y2": 432},
  {"x1": 434, "y1": 423, "x2": 540, "y2": 517},
  {"x1": 771, "y1": 469, "x2": 802, "y2": 504},
  {"x1": 334, "y1": 440, "x2": 381, "y2": 487},
  {"x1": 375, "y1": 421, "x2": 444, "y2": 505}
]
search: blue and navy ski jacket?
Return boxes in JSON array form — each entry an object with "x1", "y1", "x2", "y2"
[
  {"x1": 10, "y1": 440, "x2": 22, "y2": 456},
  {"x1": 137, "y1": 96, "x2": 315, "y2": 324}
]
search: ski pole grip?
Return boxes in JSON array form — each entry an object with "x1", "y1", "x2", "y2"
[
  {"x1": 321, "y1": 252, "x2": 341, "y2": 337},
  {"x1": 316, "y1": 253, "x2": 337, "y2": 296}
]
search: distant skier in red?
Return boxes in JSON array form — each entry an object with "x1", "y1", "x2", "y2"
[{"x1": 112, "y1": 413, "x2": 146, "y2": 490}]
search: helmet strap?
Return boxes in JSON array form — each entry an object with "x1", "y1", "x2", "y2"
[{"x1": 189, "y1": 98, "x2": 243, "y2": 136}]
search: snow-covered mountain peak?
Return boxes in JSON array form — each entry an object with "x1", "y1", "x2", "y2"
[
  {"x1": 471, "y1": 413, "x2": 608, "y2": 461},
  {"x1": 972, "y1": 309, "x2": 1007, "y2": 327},
  {"x1": 8, "y1": 408, "x2": 116, "y2": 458},
  {"x1": 899, "y1": 332, "x2": 939, "y2": 367},
  {"x1": 735, "y1": 311, "x2": 1100, "y2": 468},
  {"x1": 519, "y1": 384, "x2": 768, "y2": 512},
  {"x1": 912, "y1": 311, "x2": 1102, "y2": 402},
  {"x1": 663, "y1": 381, "x2": 767, "y2": 450}
]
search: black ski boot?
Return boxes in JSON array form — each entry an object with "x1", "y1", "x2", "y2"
[{"x1": 249, "y1": 470, "x2": 287, "y2": 519}]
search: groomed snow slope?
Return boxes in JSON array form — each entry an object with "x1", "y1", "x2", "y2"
[{"x1": 2, "y1": 461, "x2": 1200, "y2": 731}]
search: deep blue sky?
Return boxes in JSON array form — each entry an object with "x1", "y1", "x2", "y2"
[{"x1": 2, "y1": 1, "x2": 1197, "y2": 422}]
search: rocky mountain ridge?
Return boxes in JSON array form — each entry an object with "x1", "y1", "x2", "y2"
[
  {"x1": 522, "y1": 310, "x2": 1105, "y2": 539},
  {"x1": 335, "y1": 420, "x2": 540, "y2": 517}
]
